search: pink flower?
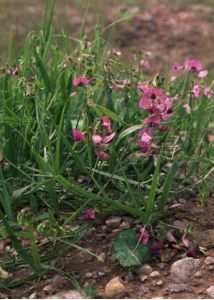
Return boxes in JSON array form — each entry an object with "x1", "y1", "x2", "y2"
[
  {"x1": 139, "y1": 127, "x2": 153, "y2": 140},
  {"x1": 95, "y1": 150, "x2": 110, "y2": 161},
  {"x1": 144, "y1": 114, "x2": 162, "y2": 126},
  {"x1": 102, "y1": 116, "x2": 112, "y2": 133},
  {"x1": 197, "y1": 70, "x2": 208, "y2": 78},
  {"x1": 136, "y1": 227, "x2": 150, "y2": 245},
  {"x1": 150, "y1": 241, "x2": 165, "y2": 254},
  {"x1": 139, "y1": 88, "x2": 167, "y2": 113},
  {"x1": 192, "y1": 84, "x2": 201, "y2": 98},
  {"x1": 166, "y1": 231, "x2": 177, "y2": 243},
  {"x1": 102, "y1": 132, "x2": 116, "y2": 144},
  {"x1": 172, "y1": 63, "x2": 183, "y2": 73},
  {"x1": 72, "y1": 77, "x2": 91, "y2": 86},
  {"x1": 83, "y1": 209, "x2": 96, "y2": 220},
  {"x1": 72, "y1": 129, "x2": 86, "y2": 142},
  {"x1": 204, "y1": 87, "x2": 213, "y2": 99},
  {"x1": 92, "y1": 134, "x2": 103, "y2": 144},
  {"x1": 138, "y1": 81, "x2": 148, "y2": 91},
  {"x1": 139, "y1": 128, "x2": 153, "y2": 153},
  {"x1": 92, "y1": 133, "x2": 115, "y2": 144},
  {"x1": 185, "y1": 59, "x2": 202, "y2": 72},
  {"x1": 11, "y1": 68, "x2": 19, "y2": 76},
  {"x1": 140, "y1": 59, "x2": 151, "y2": 70}
]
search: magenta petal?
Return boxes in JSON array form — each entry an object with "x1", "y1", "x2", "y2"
[
  {"x1": 204, "y1": 87, "x2": 213, "y2": 99},
  {"x1": 185, "y1": 59, "x2": 202, "y2": 72},
  {"x1": 140, "y1": 59, "x2": 151, "y2": 69},
  {"x1": 166, "y1": 231, "x2": 176, "y2": 243},
  {"x1": 172, "y1": 63, "x2": 183, "y2": 73},
  {"x1": 182, "y1": 234, "x2": 190, "y2": 248},
  {"x1": 72, "y1": 129, "x2": 86, "y2": 142},
  {"x1": 83, "y1": 209, "x2": 96, "y2": 220},
  {"x1": 198, "y1": 70, "x2": 208, "y2": 78},
  {"x1": 92, "y1": 134, "x2": 103, "y2": 144},
  {"x1": 102, "y1": 116, "x2": 112, "y2": 133},
  {"x1": 102, "y1": 132, "x2": 116, "y2": 144},
  {"x1": 95, "y1": 150, "x2": 110, "y2": 161},
  {"x1": 136, "y1": 227, "x2": 150, "y2": 245},
  {"x1": 72, "y1": 77, "x2": 91, "y2": 86}
]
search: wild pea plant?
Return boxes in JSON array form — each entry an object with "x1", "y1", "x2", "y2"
[{"x1": 0, "y1": 2, "x2": 214, "y2": 283}]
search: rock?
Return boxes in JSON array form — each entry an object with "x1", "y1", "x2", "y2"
[
  {"x1": 170, "y1": 257, "x2": 202, "y2": 282},
  {"x1": 204, "y1": 256, "x2": 214, "y2": 265},
  {"x1": 119, "y1": 221, "x2": 131, "y2": 230},
  {"x1": 139, "y1": 275, "x2": 148, "y2": 282},
  {"x1": 125, "y1": 272, "x2": 134, "y2": 281},
  {"x1": 47, "y1": 290, "x2": 83, "y2": 299},
  {"x1": 106, "y1": 217, "x2": 122, "y2": 229},
  {"x1": 156, "y1": 280, "x2": 163, "y2": 286},
  {"x1": 150, "y1": 271, "x2": 161, "y2": 278},
  {"x1": 157, "y1": 262, "x2": 167, "y2": 270},
  {"x1": 84, "y1": 272, "x2": 93, "y2": 279},
  {"x1": 29, "y1": 292, "x2": 37, "y2": 299},
  {"x1": 104, "y1": 277, "x2": 126, "y2": 298},
  {"x1": 97, "y1": 271, "x2": 106, "y2": 277},
  {"x1": 136, "y1": 263, "x2": 153, "y2": 275},
  {"x1": 43, "y1": 285, "x2": 55, "y2": 295},
  {"x1": 194, "y1": 271, "x2": 202, "y2": 278},
  {"x1": 139, "y1": 285, "x2": 150, "y2": 295},
  {"x1": 166, "y1": 283, "x2": 194, "y2": 293},
  {"x1": 206, "y1": 286, "x2": 214, "y2": 298}
]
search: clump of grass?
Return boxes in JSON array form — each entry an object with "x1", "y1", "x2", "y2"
[{"x1": 0, "y1": 0, "x2": 213, "y2": 287}]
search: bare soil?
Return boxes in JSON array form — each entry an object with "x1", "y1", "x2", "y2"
[{"x1": 1, "y1": 195, "x2": 213, "y2": 299}]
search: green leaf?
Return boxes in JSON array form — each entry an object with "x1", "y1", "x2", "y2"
[{"x1": 114, "y1": 229, "x2": 150, "y2": 267}]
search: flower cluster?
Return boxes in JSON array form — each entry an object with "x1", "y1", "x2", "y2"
[
  {"x1": 173, "y1": 59, "x2": 208, "y2": 79},
  {"x1": 138, "y1": 87, "x2": 176, "y2": 153},
  {"x1": 72, "y1": 115, "x2": 115, "y2": 161}
]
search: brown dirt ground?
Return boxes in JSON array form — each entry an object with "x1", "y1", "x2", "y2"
[
  {"x1": 0, "y1": 1, "x2": 214, "y2": 76},
  {"x1": 1, "y1": 195, "x2": 213, "y2": 299}
]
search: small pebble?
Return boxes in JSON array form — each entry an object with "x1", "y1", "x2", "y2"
[
  {"x1": 157, "y1": 263, "x2": 166, "y2": 270},
  {"x1": 206, "y1": 286, "x2": 214, "y2": 298},
  {"x1": 104, "y1": 276, "x2": 126, "y2": 298},
  {"x1": 43, "y1": 285, "x2": 55, "y2": 295},
  {"x1": 194, "y1": 271, "x2": 202, "y2": 278},
  {"x1": 204, "y1": 256, "x2": 214, "y2": 265},
  {"x1": 139, "y1": 275, "x2": 148, "y2": 282},
  {"x1": 29, "y1": 292, "x2": 37, "y2": 299},
  {"x1": 150, "y1": 271, "x2": 161, "y2": 278},
  {"x1": 166, "y1": 283, "x2": 193, "y2": 293},
  {"x1": 119, "y1": 221, "x2": 131, "y2": 230},
  {"x1": 136, "y1": 264, "x2": 153, "y2": 275},
  {"x1": 85, "y1": 272, "x2": 93, "y2": 279},
  {"x1": 156, "y1": 280, "x2": 163, "y2": 286},
  {"x1": 97, "y1": 271, "x2": 106, "y2": 277},
  {"x1": 106, "y1": 217, "x2": 122, "y2": 229}
]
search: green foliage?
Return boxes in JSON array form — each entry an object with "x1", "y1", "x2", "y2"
[{"x1": 114, "y1": 229, "x2": 150, "y2": 267}]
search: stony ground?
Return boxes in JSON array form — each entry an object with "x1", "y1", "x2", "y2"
[{"x1": 1, "y1": 195, "x2": 213, "y2": 299}]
